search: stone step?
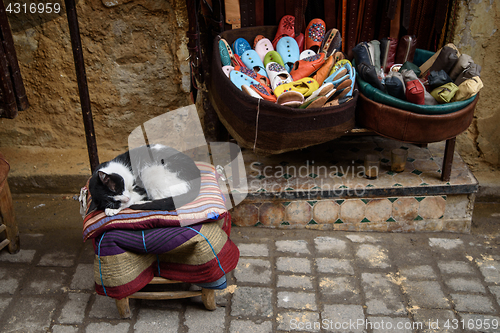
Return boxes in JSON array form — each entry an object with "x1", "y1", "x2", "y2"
[{"x1": 230, "y1": 136, "x2": 477, "y2": 233}]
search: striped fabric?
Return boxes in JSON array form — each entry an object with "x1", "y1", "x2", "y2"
[
  {"x1": 93, "y1": 216, "x2": 240, "y2": 299},
  {"x1": 83, "y1": 162, "x2": 228, "y2": 241}
]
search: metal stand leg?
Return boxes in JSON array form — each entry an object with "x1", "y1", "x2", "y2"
[{"x1": 441, "y1": 137, "x2": 456, "y2": 182}]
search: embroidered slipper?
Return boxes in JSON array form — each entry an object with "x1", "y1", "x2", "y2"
[
  {"x1": 219, "y1": 38, "x2": 233, "y2": 67},
  {"x1": 222, "y1": 65, "x2": 234, "y2": 77},
  {"x1": 263, "y1": 51, "x2": 285, "y2": 68},
  {"x1": 276, "y1": 90, "x2": 304, "y2": 107},
  {"x1": 305, "y1": 18, "x2": 326, "y2": 53},
  {"x1": 289, "y1": 53, "x2": 326, "y2": 81},
  {"x1": 254, "y1": 37, "x2": 274, "y2": 62},
  {"x1": 234, "y1": 65, "x2": 270, "y2": 87},
  {"x1": 266, "y1": 62, "x2": 292, "y2": 90},
  {"x1": 229, "y1": 70, "x2": 261, "y2": 90},
  {"x1": 232, "y1": 37, "x2": 252, "y2": 57},
  {"x1": 320, "y1": 29, "x2": 342, "y2": 57},
  {"x1": 241, "y1": 50, "x2": 268, "y2": 78},
  {"x1": 274, "y1": 77, "x2": 319, "y2": 98},
  {"x1": 242, "y1": 83, "x2": 277, "y2": 102},
  {"x1": 276, "y1": 36, "x2": 300, "y2": 73},
  {"x1": 300, "y1": 49, "x2": 316, "y2": 60},
  {"x1": 272, "y1": 15, "x2": 295, "y2": 48}
]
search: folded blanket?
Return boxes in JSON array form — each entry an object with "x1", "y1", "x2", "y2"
[
  {"x1": 82, "y1": 162, "x2": 228, "y2": 241},
  {"x1": 93, "y1": 216, "x2": 239, "y2": 299}
]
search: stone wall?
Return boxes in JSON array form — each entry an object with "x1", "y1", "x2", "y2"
[
  {"x1": 0, "y1": 0, "x2": 498, "y2": 170},
  {"x1": 0, "y1": 0, "x2": 191, "y2": 152},
  {"x1": 453, "y1": 0, "x2": 499, "y2": 169}
]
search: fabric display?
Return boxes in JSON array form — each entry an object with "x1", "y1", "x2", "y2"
[
  {"x1": 353, "y1": 38, "x2": 483, "y2": 105},
  {"x1": 218, "y1": 15, "x2": 356, "y2": 109}
]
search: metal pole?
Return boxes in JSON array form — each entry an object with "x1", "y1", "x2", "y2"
[{"x1": 65, "y1": 0, "x2": 99, "y2": 173}]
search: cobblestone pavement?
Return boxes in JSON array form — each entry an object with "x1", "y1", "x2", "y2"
[{"x1": 0, "y1": 199, "x2": 499, "y2": 332}]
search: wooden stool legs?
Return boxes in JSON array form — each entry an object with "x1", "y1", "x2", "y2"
[
  {"x1": 114, "y1": 279, "x2": 217, "y2": 319},
  {"x1": 115, "y1": 297, "x2": 132, "y2": 319},
  {"x1": 0, "y1": 181, "x2": 19, "y2": 254}
]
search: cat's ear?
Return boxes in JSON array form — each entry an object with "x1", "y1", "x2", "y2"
[{"x1": 98, "y1": 171, "x2": 117, "y2": 192}]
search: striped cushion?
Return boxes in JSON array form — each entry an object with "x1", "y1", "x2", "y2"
[{"x1": 82, "y1": 162, "x2": 228, "y2": 241}]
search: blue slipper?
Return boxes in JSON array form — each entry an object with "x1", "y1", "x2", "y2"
[
  {"x1": 276, "y1": 36, "x2": 300, "y2": 73},
  {"x1": 219, "y1": 39, "x2": 233, "y2": 67},
  {"x1": 229, "y1": 70, "x2": 260, "y2": 91},
  {"x1": 241, "y1": 50, "x2": 268, "y2": 78},
  {"x1": 232, "y1": 38, "x2": 252, "y2": 57}
]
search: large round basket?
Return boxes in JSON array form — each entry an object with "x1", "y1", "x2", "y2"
[{"x1": 207, "y1": 26, "x2": 358, "y2": 155}]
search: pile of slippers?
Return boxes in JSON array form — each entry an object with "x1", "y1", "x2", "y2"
[
  {"x1": 218, "y1": 15, "x2": 356, "y2": 109},
  {"x1": 352, "y1": 37, "x2": 484, "y2": 106}
]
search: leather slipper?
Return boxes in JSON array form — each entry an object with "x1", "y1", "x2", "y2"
[
  {"x1": 232, "y1": 37, "x2": 252, "y2": 57},
  {"x1": 305, "y1": 18, "x2": 326, "y2": 52},
  {"x1": 276, "y1": 36, "x2": 300, "y2": 73},
  {"x1": 241, "y1": 50, "x2": 268, "y2": 78},
  {"x1": 277, "y1": 90, "x2": 304, "y2": 107},
  {"x1": 254, "y1": 38, "x2": 274, "y2": 62},
  {"x1": 272, "y1": 15, "x2": 295, "y2": 48}
]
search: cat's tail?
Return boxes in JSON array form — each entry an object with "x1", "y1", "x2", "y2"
[{"x1": 129, "y1": 177, "x2": 202, "y2": 212}]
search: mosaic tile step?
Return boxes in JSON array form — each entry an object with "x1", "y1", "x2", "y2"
[
  {"x1": 229, "y1": 136, "x2": 477, "y2": 233},
  {"x1": 231, "y1": 194, "x2": 474, "y2": 233},
  {"x1": 240, "y1": 136, "x2": 477, "y2": 200}
]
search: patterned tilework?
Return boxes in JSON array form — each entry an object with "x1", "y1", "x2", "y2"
[
  {"x1": 236, "y1": 137, "x2": 476, "y2": 232},
  {"x1": 231, "y1": 194, "x2": 473, "y2": 233}
]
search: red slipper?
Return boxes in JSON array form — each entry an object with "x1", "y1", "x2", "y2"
[
  {"x1": 305, "y1": 18, "x2": 326, "y2": 53},
  {"x1": 272, "y1": 15, "x2": 295, "y2": 48}
]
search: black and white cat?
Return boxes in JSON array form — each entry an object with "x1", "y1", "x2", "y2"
[{"x1": 88, "y1": 144, "x2": 201, "y2": 216}]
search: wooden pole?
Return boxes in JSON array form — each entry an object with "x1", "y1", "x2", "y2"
[{"x1": 65, "y1": 0, "x2": 99, "y2": 173}]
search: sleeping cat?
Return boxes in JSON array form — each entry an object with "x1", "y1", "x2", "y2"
[{"x1": 88, "y1": 144, "x2": 201, "y2": 216}]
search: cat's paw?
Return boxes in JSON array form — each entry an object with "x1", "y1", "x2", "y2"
[{"x1": 105, "y1": 208, "x2": 121, "y2": 216}]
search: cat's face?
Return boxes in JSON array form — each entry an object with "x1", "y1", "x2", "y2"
[{"x1": 90, "y1": 171, "x2": 131, "y2": 209}]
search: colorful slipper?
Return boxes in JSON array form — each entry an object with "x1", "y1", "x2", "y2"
[
  {"x1": 234, "y1": 65, "x2": 270, "y2": 87},
  {"x1": 320, "y1": 29, "x2": 342, "y2": 57},
  {"x1": 253, "y1": 35, "x2": 266, "y2": 48},
  {"x1": 254, "y1": 37, "x2": 274, "y2": 62},
  {"x1": 222, "y1": 65, "x2": 234, "y2": 77},
  {"x1": 266, "y1": 62, "x2": 293, "y2": 90},
  {"x1": 232, "y1": 37, "x2": 252, "y2": 57},
  {"x1": 242, "y1": 83, "x2": 277, "y2": 102},
  {"x1": 263, "y1": 51, "x2": 285, "y2": 68},
  {"x1": 273, "y1": 77, "x2": 319, "y2": 98},
  {"x1": 289, "y1": 53, "x2": 326, "y2": 81},
  {"x1": 300, "y1": 49, "x2": 316, "y2": 60},
  {"x1": 272, "y1": 15, "x2": 295, "y2": 48},
  {"x1": 305, "y1": 18, "x2": 326, "y2": 52},
  {"x1": 313, "y1": 55, "x2": 335, "y2": 86},
  {"x1": 276, "y1": 36, "x2": 300, "y2": 73},
  {"x1": 229, "y1": 70, "x2": 261, "y2": 90},
  {"x1": 219, "y1": 38, "x2": 233, "y2": 67},
  {"x1": 241, "y1": 50, "x2": 268, "y2": 78}
]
